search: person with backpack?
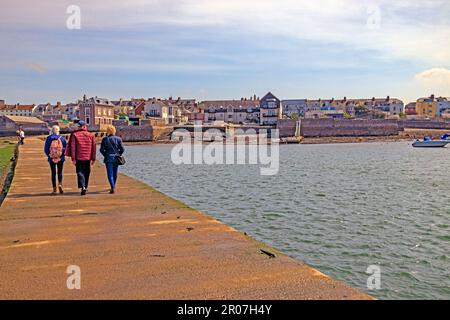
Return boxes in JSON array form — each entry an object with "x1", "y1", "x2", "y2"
[
  {"x1": 65, "y1": 120, "x2": 96, "y2": 196},
  {"x1": 44, "y1": 125, "x2": 67, "y2": 195},
  {"x1": 100, "y1": 125, "x2": 125, "y2": 194}
]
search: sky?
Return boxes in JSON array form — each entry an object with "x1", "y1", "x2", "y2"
[{"x1": 1, "y1": 0, "x2": 450, "y2": 104}]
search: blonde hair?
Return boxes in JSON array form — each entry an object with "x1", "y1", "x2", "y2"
[
  {"x1": 106, "y1": 125, "x2": 116, "y2": 136},
  {"x1": 51, "y1": 125, "x2": 60, "y2": 135}
]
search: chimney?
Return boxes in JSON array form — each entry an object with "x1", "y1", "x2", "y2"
[
  {"x1": 83, "y1": 94, "x2": 87, "y2": 102},
  {"x1": 57, "y1": 101, "x2": 61, "y2": 107},
  {"x1": 431, "y1": 94, "x2": 435, "y2": 100}
]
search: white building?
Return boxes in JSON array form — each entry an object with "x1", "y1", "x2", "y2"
[
  {"x1": 436, "y1": 97, "x2": 450, "y2": 117},
  {"x1": 0, "y1": 104, "x2": 36, "y2": 117},
  {"x1": 202, "y1": 99, "x2": 260, "y2": 124},
  {"x1": 143, "y1": 98, "x2": 185, "y2": 124}
]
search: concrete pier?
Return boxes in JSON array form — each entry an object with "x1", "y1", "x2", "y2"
[{"x1": 0, "y1": 138, "x2": 372, "y2": 299}]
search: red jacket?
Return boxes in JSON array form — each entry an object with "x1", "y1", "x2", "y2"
[{"x1": 65, "y1": 127, "x2": 96, "y2": 161}]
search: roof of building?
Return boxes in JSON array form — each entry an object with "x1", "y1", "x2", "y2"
[
  {"x1": 261, "y1": 92, "x2": 280, "y2": 102},
  {"x1": 200, "y1": 100, "x2": 260, "y2": 110},
  {"x1": 3, "y1": 115, "x2": 45, "y2": 124},
  {"x1": 83, "y1": 97, "x2": 114, "y2": 106},
  {"x1": 15, "y1": 104, "x2": 36, "y2": 111}
]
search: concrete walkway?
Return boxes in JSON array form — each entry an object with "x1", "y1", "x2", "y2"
[{"x1": 0, "y1": 138, "x2": 372, "y2": 299}]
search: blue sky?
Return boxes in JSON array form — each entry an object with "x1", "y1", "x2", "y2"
[{"x1": 1, "y1": 0, "x2": 449, "y2": 104}]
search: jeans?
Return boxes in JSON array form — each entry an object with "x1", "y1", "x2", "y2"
[
  {"x1": 105, "y1": 162, "x2": 119, "y2": 189},
  {"x1": 49, "y1": 161, "x2": 64, "y2": 188},
  {"x1": 75, "y1": 160, "x2": 91, "y2": 189}
]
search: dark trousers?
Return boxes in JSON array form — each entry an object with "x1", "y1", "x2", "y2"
[
  {"x1": 76, "y1": 160, "x2": 91, "y2": 189},
  {"x1": 49, "y1": 161, "x2": 64, "y2": 188},
  {"x1": 105, "y1": 162, "x2": 119, "y2": 189}
]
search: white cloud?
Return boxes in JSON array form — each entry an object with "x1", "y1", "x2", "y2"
[
  {"x1": 415, "y1": 68, "x2": 450, "y2": 85},
  {"x1": 415, "y1": 68, "x2": 450, "y2": 97}
]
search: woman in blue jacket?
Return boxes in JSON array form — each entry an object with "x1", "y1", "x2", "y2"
[
  {"x1": 100, "y1": 125, "x2": 125, "y2": 194},
  {"x1": 44, "y1": 125, "x2": 67, "y2": 194}
]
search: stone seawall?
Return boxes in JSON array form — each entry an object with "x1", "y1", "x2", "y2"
[
  {"x1": 0, "y1": 138, "x2": 373, "y2": 299},
  {"x1": 299, "y1": 119, "x2": 401, "y2": 138},
  {"x1": 399, "y1": 120, "x2": 450, "y2": 130},
  {"x1": 277, "y1": 119, "x2": 300, "y2": 138},
  {"x1": 116, "y1": 126, "x2": 153, "y2": 142}
]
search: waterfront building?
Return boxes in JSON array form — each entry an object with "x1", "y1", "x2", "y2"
[
  {"x1": 282, "y1": 97, "x2": 402, "y2": 119},
  {"x1": 79, "y1": 96, "x2": 115, "y2": 131},
  {"x1": 142, "y1": 98, "x2": 186, "y2": 125},
  {"x1": 202, "y1": 98, "x2": 260, "y2": 124},
  {"x1": 416, "y1": 95, "x2": 437, "y2": 118},
  {"x1": 282, "y1": 99, "x2": 308, "y2": 118},
  {"x1": 63, "y1": 103, "x2": 80, "y2": 121},
  {"x1": 128, "y1": 101, "x2": 146, "y2": 117},
  {"x1": 436, "y1": 97, "x2": 450, "y2": 117},
  {"x1": 112, "y1": 98, "x2": 145, "y2": 116},
  {"x1": 0, "y1": 104, "x2": 37, "y2": 117},
  {"x1": 304, "y1": 107, "x2": 345, "y2": 119},
  {"x1": 260, "y1": 92, "x2": 282, "y2": 125},
  {"x1": 405, "y1": 102, "x2": 418, "y2": 118},
  {"x1": 0, "y1": 115, "x2": 48, "y2": 133}
]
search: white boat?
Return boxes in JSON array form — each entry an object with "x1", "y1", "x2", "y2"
[{"x1": 412, "y1": 140, "x2": 450, "y2": 148}]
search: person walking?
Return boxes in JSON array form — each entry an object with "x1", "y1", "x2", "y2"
[
  {"x1": 44, "y1": 125, "x2": 67, "y2": 195},
  {"x1": 65, "y1": 121, "x2": 96, "y2": 196},
  {"x1": 100, "y1": 125, "x2": 125, "y2": 194},
  {"x1": 18, "y1": 128, "x2": 25, "y2": 145}
]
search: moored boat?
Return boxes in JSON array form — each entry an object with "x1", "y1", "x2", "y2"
[{"x1": 412, "y1": 139, "x2": 450, "y2": 148}]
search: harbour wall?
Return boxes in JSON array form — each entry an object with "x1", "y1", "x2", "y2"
[{"x1": 278, "y1": 119, "x2": 401, "y2": 138}]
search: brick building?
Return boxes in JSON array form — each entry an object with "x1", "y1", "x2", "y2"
[{"x1": 79, "y1": 96, "x2": 115, "y2": 131}]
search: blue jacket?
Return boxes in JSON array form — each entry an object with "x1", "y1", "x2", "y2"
[
  {"x1": 100, "y1": 135, "x2": 125, "y2": 164},
  {"x1": 44, "y1": 134, "x2": 67, "y2": 163}
]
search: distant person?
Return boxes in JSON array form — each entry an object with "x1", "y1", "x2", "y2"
[
  {"x1": 17, "y1": 128, "x2": 25, "y2": 145},
  {"x1": 44, "y1": 125, "x2": 67, "y2": 195},
  {"x1": 65, "y1": 121, "x2": 96, "y2": 196},
  {"x1": 100, "y1": 125, "x2": 125, "y2": 194}
]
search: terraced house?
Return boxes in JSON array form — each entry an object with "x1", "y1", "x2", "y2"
[
  {"x1": 79, "y1": 96, "x2": 115, "y2": 131},
  {"x1": 201, "y1": 98, "x2": 260, "y2": 124},
  {"x1": 142, "y1": 98, "x2": 186, "y2": 124}
]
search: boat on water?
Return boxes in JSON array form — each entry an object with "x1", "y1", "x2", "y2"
[{"x1": 412, "y1": 136, "x2": 450, "y2": 148}]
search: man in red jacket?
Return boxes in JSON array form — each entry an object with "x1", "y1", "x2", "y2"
[{"x1": 65, "y1": 121, "x2": 96, "y2": 195}]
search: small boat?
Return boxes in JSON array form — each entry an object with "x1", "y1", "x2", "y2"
[{"x1": 412, "y1": 137, "x2": 450, "y2": 148}]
